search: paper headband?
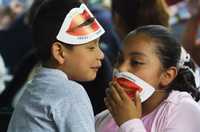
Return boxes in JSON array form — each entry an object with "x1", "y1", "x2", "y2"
[{"x1": 56, "y1": 4, "x2": 105, "y2": 45}]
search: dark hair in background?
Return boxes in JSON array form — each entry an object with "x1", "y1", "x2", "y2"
[
  {"x1": 0, "y1": 0, "x2": 45, "y2": 107},
  {"x1": 111, "y1": 0, "x2": 169, "y2": 33},
  {"x1": 0, "y1": 50, "x2": 38, "y2": 107},
  {"x1": 26, "y1": 0, "x2": 46, "y2": 28},
  {"x1": 32, "y1": 0, "x2": 81, "y2": 63},
  {"x1": 127, "y1": 25, "x2": 200, "y2": 101}
]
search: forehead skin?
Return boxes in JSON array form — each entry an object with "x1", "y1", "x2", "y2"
[{"x1": 123, "y1": 33, "x2": 159, "y2": 59}]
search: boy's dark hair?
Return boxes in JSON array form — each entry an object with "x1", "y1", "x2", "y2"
[
  {"x1": 128, "y1": 25, "x2": 200, "y2": 101},
  {"x1": 32, "y1": 0, "x2": 81, "y2": 63}
]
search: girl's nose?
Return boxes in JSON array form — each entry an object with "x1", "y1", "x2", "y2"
[{"x1": 118, "y1": 61, "x2": 128, "y2": 72}]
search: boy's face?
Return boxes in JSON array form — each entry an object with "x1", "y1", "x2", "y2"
[{"x1": 62, "y1": 39, "x2": 104, "y2": 81}]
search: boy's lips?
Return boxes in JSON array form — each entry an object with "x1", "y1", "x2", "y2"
[
  {"x1": 91, "y1": 65, "x2": 101, "y2": 71},
  {"x1": 91, "y1": 66, "x2": 101, "y2": 69}
]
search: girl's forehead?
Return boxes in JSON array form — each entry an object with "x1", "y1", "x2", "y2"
[
  {"x1": 125, "y1": 33, "x2": 153, "y2": 44},
  {"x1": 124, "y1": 34, "x2": 155, "y2": 48},
  {"x1": 123, "y1": 34, "x2": 159, "y2": 56}
]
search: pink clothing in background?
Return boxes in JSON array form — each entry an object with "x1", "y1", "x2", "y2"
[{"x1": 95, "y1": 90, "x2": 200, "y2": 132}]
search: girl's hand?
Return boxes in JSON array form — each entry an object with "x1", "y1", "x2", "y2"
[{"x1": 104, "y1": 81, "x2": 142, "y2": 126}]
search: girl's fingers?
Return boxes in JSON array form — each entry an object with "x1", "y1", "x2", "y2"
[
  {"x1": 105, "y1": 91, "x2": 116, "y2": 108},
  {"x1": 112, "y1": 81, "x2": 130, "y2": 101},
  {"x1": 107, "y1": 83, "x2": 122, "y2": 103},
  {"x1": 104, "y1": 98, "x2": 113, "y2": 113},
  {"x1": 104, "y1": 97, "x2": 117, "y2": 116},
  {"x1": 135, "y1": 92, "x2": 142, "y2": 112}
]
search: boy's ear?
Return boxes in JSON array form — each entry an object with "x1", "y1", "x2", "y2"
[
  {"x1": 51, "y1": 42, "x2": 65, "y2": 65},
  {"x1": 159, "y1": 66, "x2": 177, "y2": 88}
]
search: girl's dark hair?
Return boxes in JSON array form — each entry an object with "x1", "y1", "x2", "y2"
[
  {"x1": 128, "y1": 25, "x2": 200, "y2": 101},
  {"x1": 111, "y1": 0, "x2": 169, "y2": 33}
]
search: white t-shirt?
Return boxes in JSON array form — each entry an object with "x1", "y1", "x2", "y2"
[
  {"x1": 0, "y1": 53, "x2": 7, "y2": 93},
  {"x1": 0, "y1": 53, "x2": 12, "y2": 93}
]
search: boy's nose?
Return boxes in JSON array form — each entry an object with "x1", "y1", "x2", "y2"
[{"x1": 98, "y1": 48, "x2": 104, "y2": 61}]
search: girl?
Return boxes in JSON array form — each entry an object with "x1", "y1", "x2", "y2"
[{"x1": 95, "y1": 25, "x2": 200, "y2": 132}]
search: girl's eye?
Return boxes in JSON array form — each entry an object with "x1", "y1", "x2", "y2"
[{"x1": 130, "y1": 60, "x2": 144, "y2": 66}]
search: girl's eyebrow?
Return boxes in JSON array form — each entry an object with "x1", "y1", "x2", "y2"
[{"x1": 128, "y1": 52, "x2": 147, "y2": 57}]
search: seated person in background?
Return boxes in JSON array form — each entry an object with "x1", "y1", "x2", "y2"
[
  {"x1": 111, "y1": 0, "x2": 169, "y2": 40},
  {"x1": 180, "y1": 0, "x2": 200, "y2": 65},
  {"x1": 180, "y1": 0, "x2": 200, "y2": 87}
]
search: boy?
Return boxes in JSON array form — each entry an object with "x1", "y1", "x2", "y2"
[{"x1": 7, "y1": 0, "x2": 105, "y2": 131}]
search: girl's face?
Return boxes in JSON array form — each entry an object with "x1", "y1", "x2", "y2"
[{"x1": 117, "y1": 33, "x2": 164, "y2": 90}]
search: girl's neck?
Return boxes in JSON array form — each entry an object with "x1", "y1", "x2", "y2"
[{"x1": 141, "y1": 91, "x2": 169, "y2": 117}]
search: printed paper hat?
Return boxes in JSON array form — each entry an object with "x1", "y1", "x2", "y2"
[
  {"x1": 114, "y1": 72, "x2": 155, "y2": 102},
  {"x1": 56, "y1": 3, "x2": 105, "y2": 45}
]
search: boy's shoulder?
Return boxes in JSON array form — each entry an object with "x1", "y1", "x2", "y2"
[
  {"x1": 23, "y1": 67, "x2": 88, "y2": 105},
  {"x1": 32, "y1": 67, "x2": 83, "y2": 90}
]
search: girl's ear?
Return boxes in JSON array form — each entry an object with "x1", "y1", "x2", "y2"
[
  {"x1": 159, "y1": 66, "x2": 178, "y2": 88},
  {"x1": 51, "y1": 42, "x2": 65, "y2": 65}
]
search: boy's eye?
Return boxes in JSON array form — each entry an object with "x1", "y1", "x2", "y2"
[{"x1": 88, "y1": 46, "x2": 95, "y2": 50}]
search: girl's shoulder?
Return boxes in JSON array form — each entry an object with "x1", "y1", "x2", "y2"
[
  {"x1": 161, "y1": 91, "x2": 200, "y2": 130},
  {"x1": 146, "y1": 91, "x2": 200, "y2": 131},
  {"x1": 161, "y1": 90, "x2": 200, "y2": 118},
  {"x1": 165, "y1": 90, "x2": 195, "y2": 105}
]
